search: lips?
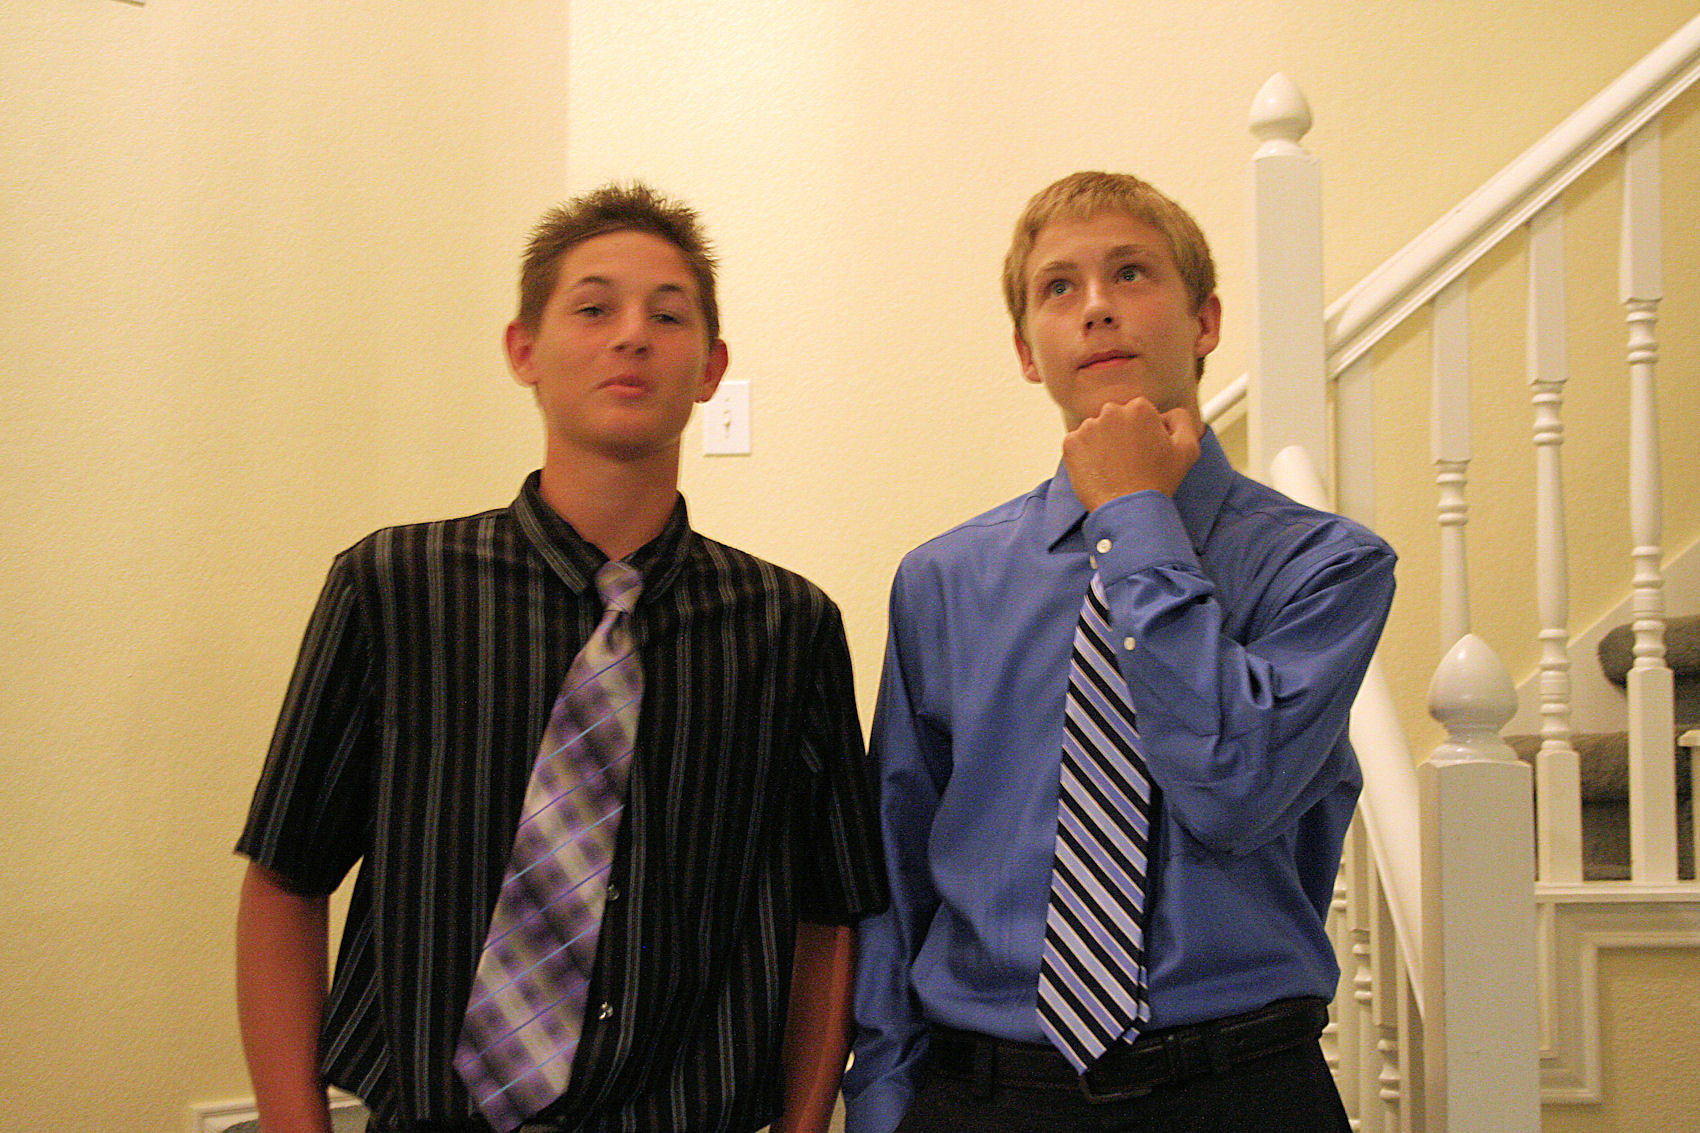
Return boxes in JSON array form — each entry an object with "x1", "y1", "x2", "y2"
[
  {"x1": 599, "y1": 374, "x2": 650, "y2": 396},
  {"x1": 1079, "y1": 350, "x2": 1135, "y2": 370}
]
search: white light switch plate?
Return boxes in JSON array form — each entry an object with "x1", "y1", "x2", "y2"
[{"x1": 702, "y1": 380, "x2": 751, "y2": 455}]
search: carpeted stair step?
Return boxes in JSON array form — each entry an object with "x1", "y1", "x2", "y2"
[
  {"x1": 1506, "y1": 730, "x2": 1693, "y2": 882},
  {"x1": 1597, "y1": 614, "x2": 1700, "y2": 728}
]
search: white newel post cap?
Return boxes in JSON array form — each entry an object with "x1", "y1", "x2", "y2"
[
  {"x1": 1250, "y1": 73, "x2": 1312, "y2": 153},
  {"x1": 1428, "y1": 633, "x2": 1519, "y2": 764}
]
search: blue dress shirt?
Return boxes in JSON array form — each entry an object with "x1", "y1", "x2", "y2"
[{"x1": 844, "y1": 430, "x2": 1396, "y2": 1133}]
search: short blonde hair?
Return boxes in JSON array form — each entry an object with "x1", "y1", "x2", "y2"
[{"x1": 1002, "y1": 171, "x2": 1216, "y2": 335}]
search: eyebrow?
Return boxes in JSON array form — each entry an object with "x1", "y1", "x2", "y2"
[
  {"x1": 1030, "y1": 243, "x2": 1162, "y2": 285},
  {"x1": 566, "y1": 275, "x2": 692, "y2": 301}
]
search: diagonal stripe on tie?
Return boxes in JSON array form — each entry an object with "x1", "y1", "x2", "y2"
[
  {"x1": 1057, "y1": 751, "x2": 1150, "y2": 862},
  {"x1": 1054, "y1": 825, "x2": 1144, "y2": 950},
  {"x1": 1039, "y1": 570, "x2": 1156, "y2": 1074},
  {"x1": 455, "y1": 560, "x2": 644, "y2": 1133},
  {"x1": 1047, "y1": 880, "x2": 1143, "y2": 995}
]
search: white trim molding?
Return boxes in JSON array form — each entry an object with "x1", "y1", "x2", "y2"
[
  {"x1": 1535, "y1": 885, "x2": 1700, "y2": 1104},
  {"x1": 186, "y1": 1091, "x2": 364, "y2": 1133}
]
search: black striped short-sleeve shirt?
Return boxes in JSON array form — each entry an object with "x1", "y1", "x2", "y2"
[{"x1": 237, "y1": 475, "x2": 887, "y2": 1132}]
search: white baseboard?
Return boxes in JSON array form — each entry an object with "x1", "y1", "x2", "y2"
[{"x1": 187, "y1": 1090, "x2": 365, "y2": 1133}]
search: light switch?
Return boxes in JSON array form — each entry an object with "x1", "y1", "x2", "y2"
[{"x1": 702, "y1": 380, "x2": 751, "y2": 455}]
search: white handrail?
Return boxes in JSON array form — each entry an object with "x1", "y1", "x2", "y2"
[
  {"x1": 1203, "y1": 13, "x2": 1700, "y2": 425},
  {"x1": 1330, "y1": 12, "x2": 1700, "y2": 375},
  {"x1": 1270, "y1": 445, "x2": 1424, "y2": 1009},
  {"x1": 1201, "y1": 373, "x2": 1248, "y2": 425}
]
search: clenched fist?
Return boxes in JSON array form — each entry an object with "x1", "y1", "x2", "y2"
[{"x1": 1063, "y1": 397, "x2": 1201, "y2": 510}]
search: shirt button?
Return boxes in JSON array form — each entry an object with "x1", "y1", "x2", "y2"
[
  {"x1": 1123, "y1": 636, "x2": 1137, "y2": 651},
  {"x1": 598, "y1": 1002, "x2": 614, "y2": 1020},
  {"x1": 1096, "y1": 538, "x2": 1113, "y2": 554},
  {"x1": 605, "y1": 884, "x2": 620, "y2": 903}
]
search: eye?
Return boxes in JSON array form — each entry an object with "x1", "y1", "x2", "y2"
[
  {"x1": 575, "y1": 304, "x2": 606, "y2": 319},
  {"x1": 653, "y1": 310, "x2": 684, "y2": 325},
  {"x1": 1118, "y1": 263, "x2": 1146, "y2": 282},
  {"x1": 1043, "y1": 278, "x2": 1071, "y2": 298}
]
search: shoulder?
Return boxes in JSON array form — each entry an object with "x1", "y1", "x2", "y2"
[
  {"x1": 686, "y1": 533, "x2": 841, "y2": 626},
  {"x1": 332, "y1": 505, "x2": 514, "y2": 576},
  {"x1": 874, "y1": 486, "x2": 1052, "y2": 644},
  {"x1": 1218, "y1": 470, "x2": 1394, "y2": 563},
  {"x1": 894, "y1": 485, "x2": 1045, "y2": 582},
  {"x1": 319, "y1": 507, "x2": 519, "y2": 621},
  {"x1": 1208, "y1": 472, "x2": 1396, "y2": 614}
]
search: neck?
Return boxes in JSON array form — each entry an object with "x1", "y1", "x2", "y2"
[{"x1": 536, "y1": 442, "x2": 682, "y2": 562}]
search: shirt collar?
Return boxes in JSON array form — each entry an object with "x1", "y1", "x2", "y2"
[
  {"x1": 509, "y1": 471, "x2": 694, "y2": 604},
  {"x1": 1042, "y1": 426, "x2": 1233, "y2": 554}
]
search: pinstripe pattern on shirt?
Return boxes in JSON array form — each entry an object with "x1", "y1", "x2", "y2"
[{"x1": 238, "y1": 475, "x2": 886, "y2": 1132}]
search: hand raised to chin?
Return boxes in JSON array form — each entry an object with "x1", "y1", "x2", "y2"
[{"x1": 1062, "y1": 397, "x2": 1202, "y2": 511}]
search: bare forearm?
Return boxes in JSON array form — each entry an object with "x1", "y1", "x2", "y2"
[
  {"x1": 236, "y1": 862, "x2": 335, "y2": 1133},
  {"x1": 773, "y1": 922, "x2": 856, "y2": 1133}
]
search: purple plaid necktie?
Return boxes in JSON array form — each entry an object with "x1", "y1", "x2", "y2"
[
  {"x1": 455, "y1": 560, "x2": 643, "y2": 1132},
  {"x1": 1037, "y1": 571, "x2": 1155, "y2": 1072}
]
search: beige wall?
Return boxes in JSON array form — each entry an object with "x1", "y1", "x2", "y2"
[
  {"x1": 566, "y1": 1, "x2": 1699, "y2": 750},
  {"x1": 1, "y1": 3, "x2": 566, "y2": 1129},
  {"x1": 1, "y1": 2, "x2": 1694, "y2": 1130}
]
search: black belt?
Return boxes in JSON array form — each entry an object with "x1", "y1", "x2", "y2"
[{"x1": 926, "y1": 997, "x2": 1330, "y2": 1103}]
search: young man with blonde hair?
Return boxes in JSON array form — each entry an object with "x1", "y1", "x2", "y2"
[
  {"x1": 236, "y1": 183, "x2": 885, "y2": 1133},
  {"x1": 845, "y1": 171, "x2": 1395, "y2": 1132}
]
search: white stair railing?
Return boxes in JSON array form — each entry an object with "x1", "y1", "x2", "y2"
[
  {"x1": 1231, "y1": 13, "x2": 1700, "y2": 890},
  {"x1": 1527, "y1": 202, "x2": 1584, "y2": 884},
  {"x1": 1620, "y1": 122, "x2": 1680, "y2": 883},
  {"x1": 1323, "y1": 16, "x2": 1700, "y2": 381},
  {"x1": 1274, "y1": 446, "x2": 1428, "y2": 1130},
  {"x1": 1429, "y1": 278, "x2": 1471, "y2": 655},
  {"x1": 1232, "y1": 14, "x2": 1700, "y2": 1126},
  {"x1": 1248, "y1": 74, "x2": 1328, "y2": 482}
]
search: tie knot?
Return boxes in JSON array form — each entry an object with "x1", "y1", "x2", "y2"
[{"x1": 595, "y1": 560, "x2": 642, "y2": 614}]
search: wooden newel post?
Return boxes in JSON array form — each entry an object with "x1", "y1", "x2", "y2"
[{"x1": 1419, "y1": 633, "x2": 1540, "y2": 1132}]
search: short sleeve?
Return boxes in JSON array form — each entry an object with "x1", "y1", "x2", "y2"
[
  {"x1": 789, "y1": 598, "x2": 888, "y2": 924},
  {"x1": 235, "y1": 553, "x2": 375, "y2": 896}
]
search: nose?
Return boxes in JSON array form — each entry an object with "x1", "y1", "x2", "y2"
[
  {"x1": 1082, "y1": 278, "x2": 1116, "y2": 329},
  {"x1": 611, "y1": 307, "x2": 651, "y2": 353}
]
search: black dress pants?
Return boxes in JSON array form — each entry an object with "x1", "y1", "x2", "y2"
[{"x1": 893, "y1": 1036, "x2": 1350, "y2": 1133}]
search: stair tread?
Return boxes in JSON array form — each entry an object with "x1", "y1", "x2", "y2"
[
  {"x1": 1505, "y1": 730, "x2": 1693, "y2": 801},
  {"x1": 1501, "y1": 732, "x2": 1695, "y2": 880},
  {"x1": 1597, "y1": 614, "x2": 1700, "y2": 688}
]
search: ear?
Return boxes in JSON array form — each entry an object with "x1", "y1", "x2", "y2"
[
  {"x1": 695, "y1": 338, "x2": 730, "y2": 402},
  {"x1": 505, "y1": 320, "x2": 538, "y2": 388},
  {"x1": 1014, "y1": 329, "x2": 1041, "y2": 385},
  {"x1": 1193, "y1": 293, "x2": 1223, "y2": 361}
]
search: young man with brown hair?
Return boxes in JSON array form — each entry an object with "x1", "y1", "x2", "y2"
[
  {"x1": 236, "y1": 183, "x2": 885, "y2": 1133},
  {"x1": 845, "y1": 171, "x2": 1395, "y2": 1132}
]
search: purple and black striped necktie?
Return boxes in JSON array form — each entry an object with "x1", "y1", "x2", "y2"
[
  {"x1": 1037, "y1": 570, "x2": 1155, "y2": 1072},
  {"x1": 454, "y1": 560, "x2": 643, "y2": 1132}
]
